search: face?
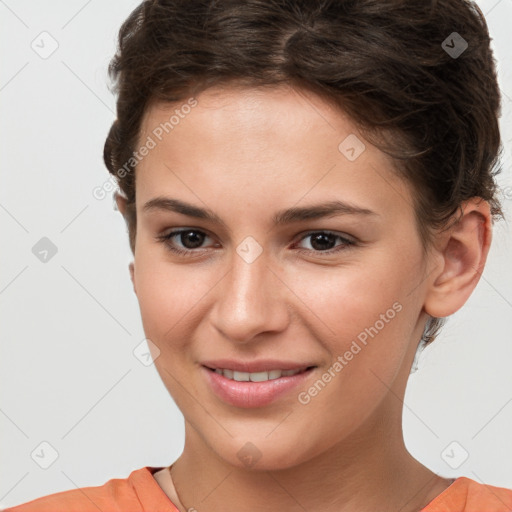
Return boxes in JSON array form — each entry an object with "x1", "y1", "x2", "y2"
[{"x1": 130, "y1": 84, "x2": 432, "y2": 470}]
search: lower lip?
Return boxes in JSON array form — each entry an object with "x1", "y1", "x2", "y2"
[{"x1": 201, "y1": 366, "x2": 315, "y2": 408}]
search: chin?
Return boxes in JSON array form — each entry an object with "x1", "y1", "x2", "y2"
[{"x1": 211, "y1": 435, "x2": 316, "y2": 472}]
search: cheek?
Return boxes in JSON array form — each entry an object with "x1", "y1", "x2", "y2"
[
  {"x1": 287, "y1": 262, "x2": 405, "y2": 337},
  {"x1": 287, "y1": 265, "x2": 414, "y2": 433},
  {"x1": 133, "y1": 251, "x2": 216, "y2": 400},
  {"x1": 133, "y1": 248, "x2": 209, "y2": 348},
  {"x1": 285, "y1": 252, "x2": 420, "y2": 377}
]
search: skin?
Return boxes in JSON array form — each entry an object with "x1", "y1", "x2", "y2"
[{"x1": 116, "y1": 83, "x2": 492, "y2": 512}]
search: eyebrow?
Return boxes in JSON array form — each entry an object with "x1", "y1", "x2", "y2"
[{"x1": 142, "y1": 197, "x2": 378, "y2": 226}]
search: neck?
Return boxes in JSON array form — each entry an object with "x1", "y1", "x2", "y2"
[{"x1": 169, "y1": 399, "x2": 450, "y2": 512}]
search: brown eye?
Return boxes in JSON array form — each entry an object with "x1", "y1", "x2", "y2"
[
  {"x1": 156, "y1": 228, "x2": 216, "y2": 257},
  {"x1": 296, "y1": 231, "x2": 355, "y2": 254},
  {"x1": 177, "y1": 230, "x2": 206, "y2": 249},
  {"x1": 309, "y1": 232, "x2": 337, "y2": 251}
]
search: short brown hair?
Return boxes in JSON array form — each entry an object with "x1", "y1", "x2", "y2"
[{"x1": 103, "y1": 0, "x2": 503, "y2": 345}]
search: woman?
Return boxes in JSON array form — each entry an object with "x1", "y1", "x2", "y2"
[{"x1": 5, "y1": 0, "x2": 512, "y2": 510}]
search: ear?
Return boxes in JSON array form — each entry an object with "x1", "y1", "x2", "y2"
[
  {"x1": 114, "y1": 190, "x2": 128, "y2": 217},
  {"x1": 424, "y1": 198, "x2": 492, "y2": 318},
  {"x1": 115, "y1": 191, "x2": 137, "y2": 294},
  {"x1": 129, "y1": 261, "x2": 136, "y2": 295}
]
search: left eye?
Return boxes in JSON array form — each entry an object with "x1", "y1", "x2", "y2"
[{"x1": 295, "y1": 231, "x2": 355, "y2": 253}]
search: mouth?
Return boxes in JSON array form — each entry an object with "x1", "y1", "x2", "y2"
[
  {"x1": 201, "y1": 364, "x2": 317, "y2": 408},
  {"x1": 203, "y1": 365, "x2": 316, "y2": 382}
]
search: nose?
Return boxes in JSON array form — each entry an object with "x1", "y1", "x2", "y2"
[{"x1": 210, "y1": 248, "x2": 290, "y2": 344}]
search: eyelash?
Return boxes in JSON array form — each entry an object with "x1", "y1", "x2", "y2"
[{"x1": 155, "y1": 229, "x2": 356, "y2": 258}]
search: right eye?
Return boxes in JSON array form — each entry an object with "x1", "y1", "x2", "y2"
[{"x1": 156, "y1": 228, "x2": 218, "y2": 256}]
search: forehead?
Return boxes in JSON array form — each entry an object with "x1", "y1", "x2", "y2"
[
  {"x1": 136, "y1": 84, "x2": 414, "y2": 221},
  {"x1": 141, "y1": 84, "x2": 354, "y2": 151}
]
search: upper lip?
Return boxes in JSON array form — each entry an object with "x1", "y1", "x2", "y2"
[{"x1": 201, "y1": 359, "x2": 316, "y2": 373}]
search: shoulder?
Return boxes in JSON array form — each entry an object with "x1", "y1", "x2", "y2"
[
  {"x1": 2, "y1": 467, "x2": 175, "y2": 512},
  {"x1": 462, "y1": 478, "x2": 512, "y2": 510},
  {"x1": 422, "y1": 476, "x2": 512, "y2": 512}
]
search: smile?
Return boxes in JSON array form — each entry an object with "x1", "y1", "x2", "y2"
[
  {"x1": 202, "y1": 365, "x2": 317, "y2": 408},
  {"x1": 208, "y1": 367, "x2": 311, "y2": 382}
]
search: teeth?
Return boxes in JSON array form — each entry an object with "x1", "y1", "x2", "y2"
[
  {"x1": 234, "y1": 371, "x2": 250, "y2": 381},
  {"x1": 213, "y1": 368, "x2": 306, "y2": 382}
]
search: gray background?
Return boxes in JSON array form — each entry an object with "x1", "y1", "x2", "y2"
[{"x1": 1, "y1": 0, "x2": 511, "y2": 508}]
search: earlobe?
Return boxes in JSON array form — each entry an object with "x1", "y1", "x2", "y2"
[{"x1": 423, "y1": 198, "x2": 492, "y2": 318}]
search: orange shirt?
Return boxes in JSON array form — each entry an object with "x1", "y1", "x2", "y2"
[
  {"x1": 2, "y1": 467, "x2": 179, "y2": 512},
  {"x1": 420, "y1": 476, "x2": 512, "y2": 512},
  {"x1": 3, "y1": 466, "x2": 512, "y2": 511}
]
